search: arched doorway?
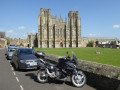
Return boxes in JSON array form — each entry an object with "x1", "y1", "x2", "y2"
[
  {"x1": 27, "y1": 44, "x2": 29, "y2": 48},
  {"x1": 60, "y1": 42, "x2": 63, "y2": 48}
]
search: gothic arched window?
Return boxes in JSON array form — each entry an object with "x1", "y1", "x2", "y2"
[
  {"x1": 58, "y1": 29, "x2": 59, "y2": 38},
  {"x1": 60, "y1": 29, "x2": 62, "y2": 38},
  {"x1": 42, "y1": 29, "x2": 44, "y2": 38}
]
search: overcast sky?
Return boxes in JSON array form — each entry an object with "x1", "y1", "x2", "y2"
[{"x1": 0, "y1": 0, "x2": 120, "y2": 39}]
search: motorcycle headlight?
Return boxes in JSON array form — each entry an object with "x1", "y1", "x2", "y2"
[
  {"x1": 50, "y1": 66, "x2": 54, "y2": 69},
  {"x1": 49, "y1": 65, "x2": 54, "y2": 70},
  {"x1": 39, "y1": 53, "x2": 42, "y2": 55}
]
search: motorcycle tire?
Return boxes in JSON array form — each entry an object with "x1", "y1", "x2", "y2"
[
  {"x1": 37, "y1": 70, "x2": 48, "y2": 83},
  {"x1": 71, "y1": 71, "x2": 86, "y2": 88}
]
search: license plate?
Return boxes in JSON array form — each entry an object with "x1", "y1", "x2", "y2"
[{"x1": 28, "y1": 62, "x2": 37, "y2": 66}]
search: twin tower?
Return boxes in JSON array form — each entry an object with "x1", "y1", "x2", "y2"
[{"x1": 38, "y1": 8, "x2": 81, "y2": 48}]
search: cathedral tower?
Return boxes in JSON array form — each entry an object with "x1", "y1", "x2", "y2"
[
  {"x1": 68, "y1": 11, "x2": 81, "y2": 47},
  {"x1": 38, "y1": 8, "x2": 52, "y2": 48}
]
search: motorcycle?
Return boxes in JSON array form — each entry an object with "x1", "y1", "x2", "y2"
[{"x1": 37, "y1": 51, "x2": 86, "y2": 87}]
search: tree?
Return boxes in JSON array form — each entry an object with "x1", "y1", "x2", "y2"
[
  {"x1": 87, "y1": 40, "x2": 94, "y2": 47},
  {"x1": 7, "y1": 39, "x2": 10, "y2": 45},
  {"x1": 20, "y1": 43, "x2": 23, "y2": 45}
]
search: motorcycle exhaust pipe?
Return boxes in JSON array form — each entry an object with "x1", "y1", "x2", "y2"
[{"x1": 46, "y1": 68, "x2": 56, "y2": 78}]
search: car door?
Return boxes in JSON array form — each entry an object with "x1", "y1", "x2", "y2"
[
  {"x1": 13, "y1": 49, "x2": 18, "y2": 66},
  {"x1": 12, "y1": 49, "x2": 16, "y2": 63}
]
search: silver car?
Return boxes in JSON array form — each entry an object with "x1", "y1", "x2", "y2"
[{"x1": 6, "y1": 47, "x2": 18, "y2": 60}]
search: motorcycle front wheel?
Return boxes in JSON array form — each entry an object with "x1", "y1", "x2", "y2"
[
  {"x1": 37, "y1": 70, "x2": 48, "y2": 83},
  {"x1": 71, "y1": 71, "x2": 86, "y2": 87}
]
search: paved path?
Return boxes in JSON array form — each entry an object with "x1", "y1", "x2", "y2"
[{"x1": 0, "y1": 49, "x2": 96, "y2": 90}]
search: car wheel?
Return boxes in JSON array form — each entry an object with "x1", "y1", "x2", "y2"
[
  {"x1": 6, "y1": 56, "x2": 9, "y2": 60},
  {"x1": 15, "y1": 64, "x2": 19, "y2": 71}
]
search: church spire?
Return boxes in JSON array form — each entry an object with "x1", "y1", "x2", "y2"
[{"x1": 59, "y1": 15, "x2": 63, "y2": 22}]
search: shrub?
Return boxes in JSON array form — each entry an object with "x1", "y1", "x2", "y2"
[
  {"x1": 87, "y1": 40, "x2": 94, "y2": 47},
  {"x1": 7, "y1": 39, "x2": 10, "y2": 45}
]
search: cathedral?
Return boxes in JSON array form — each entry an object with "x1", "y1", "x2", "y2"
[{"x1": 38, "y1": 8, "x2": 81, "y2": 48}]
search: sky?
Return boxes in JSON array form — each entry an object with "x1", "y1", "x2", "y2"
[{"x1": 0, "y1": 0, "x2": 120, "y2": 39}]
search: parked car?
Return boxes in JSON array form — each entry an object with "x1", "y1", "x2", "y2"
[
  {"x1": 16, "y1": 45, "x2": 24, "y2": 48},
  {"x1": 35, "y1": 51, "x2": 45, "y2": 58},
  {"x1": 6, "y1": 47, "x2": 18, "y2": 60},
  {"x1": 8, "y1": 46, "x2": 14, "y2": 51},
  {"x1": 12, "y1": 48, "x2": 39, "y2": 70},
  {"x1": 9, "y1": 44, "x2": 16, "y2": 47}
]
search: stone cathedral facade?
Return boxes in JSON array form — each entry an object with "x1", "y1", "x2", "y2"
[{"x1": 38, "y1": 8, "x2": 81, "y2": 48}]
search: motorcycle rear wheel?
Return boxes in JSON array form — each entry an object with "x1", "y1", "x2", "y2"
[
  {"x1": 37, "y1": 70, "x2": 48, "y2": 83},
  {"x1": 71, "y1": 71, "x2": 86, "y2": 87}
]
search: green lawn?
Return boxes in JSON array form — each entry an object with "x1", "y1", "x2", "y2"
[{"x1": 34, "y1": 47, "x2": 120, "y2": 67}]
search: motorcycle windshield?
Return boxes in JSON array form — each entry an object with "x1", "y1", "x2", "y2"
[{"x1": 72, "y1": 51, "x2": 78, "y2": 65}]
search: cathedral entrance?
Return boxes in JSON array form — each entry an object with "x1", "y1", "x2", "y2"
[
  {"x1": 60, "y1": 42, "x2": 63, "y2": 48},
  {"x1": 27, "y1": 44, "x2": 29, "y2": 48}
]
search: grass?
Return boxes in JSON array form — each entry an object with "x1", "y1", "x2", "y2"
[{"x1": 34, "y1": 47, "x2": 120, "y2": 67}]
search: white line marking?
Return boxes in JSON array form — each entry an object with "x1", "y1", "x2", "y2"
[
  {"x1": 11, "y1": 67, "x2": 14, "y2": 71},
  {"x1": 16, "y1": 77, "x2": 19, "y2": 82},
  {"x1": 20, "y1": 85, "x2": 24, "y2": 90},
  {"x1": 13, "y1": 72, "x2": 16, "y2": 76}
]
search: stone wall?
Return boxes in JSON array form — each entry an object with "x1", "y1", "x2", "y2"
[
  {"x1": 0, "y1": 39, "x2": 5, "y2": 48},
  {"x1": 78, "y1": 60, "x2": 120, "y2": 80},
  {"x1": 0, "y1": 32, "x2": 5, "y2": 38},
  {"x1": 45, "y1": 54, "x2": 120, "y2": 90},
  {"x1": 0, "y1": 38, "x2": 7, "y2": 48}
]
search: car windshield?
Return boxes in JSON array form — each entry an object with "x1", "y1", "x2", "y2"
[
  {"x1": 19, "y1": 49, "x2": 34, "y2": 55},
  {"x1": 9, "y1": 49, "x2": 15, "y2": 52},
  {"x1": 9, "y1": 45, "x2": 16, "y2": 46}
]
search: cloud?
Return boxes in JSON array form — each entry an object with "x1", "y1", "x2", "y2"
[
  {"x1": 7, "y1": 30, "x2": 14, "y2": 33},
  {"x1": 29, "y1": 30, "x2": 37, "y2": 34},
  {"x1": 5, "y1": 26, "x2": 37, "y2": 39},
  {"x1": 113, "y1": 24, "x2": 120, "y2": 29},
  {"x1": 0, "y1": 29, "x2": 4, "y2": 31},
  {"x1": 89, "y1": 33, "x2": 101, "y2": 37},
  {"x1": 4, "y1": 26, "x2": 26, "y2": 39},
  {"x1": 6, "y1": 30, "x2": 27, "y2": 39},
  {"x1": 6, "y1": 30, "x2": 18, "y2": 38},
  {"x1": 89, "y1": 33, "x2": 96, "y2": 37},
  {"x1": 19, "y1": 34, "x2": 27, "y2": 39},
  {"x1": 15, "y1": 26, "x2": 25, "y2": 30}
]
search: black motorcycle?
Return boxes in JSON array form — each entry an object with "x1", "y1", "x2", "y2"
[{"x1": 37, "y1": 51, "x2": 86, "y2": 87}]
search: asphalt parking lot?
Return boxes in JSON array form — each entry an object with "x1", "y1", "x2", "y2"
[{"x1": 0, "y1": 48, "x2": 96, "y2": 90}]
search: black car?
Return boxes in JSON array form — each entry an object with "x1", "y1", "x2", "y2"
[{"x1": 12, "y1": 48, "x2": 39, "y2": 70}]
